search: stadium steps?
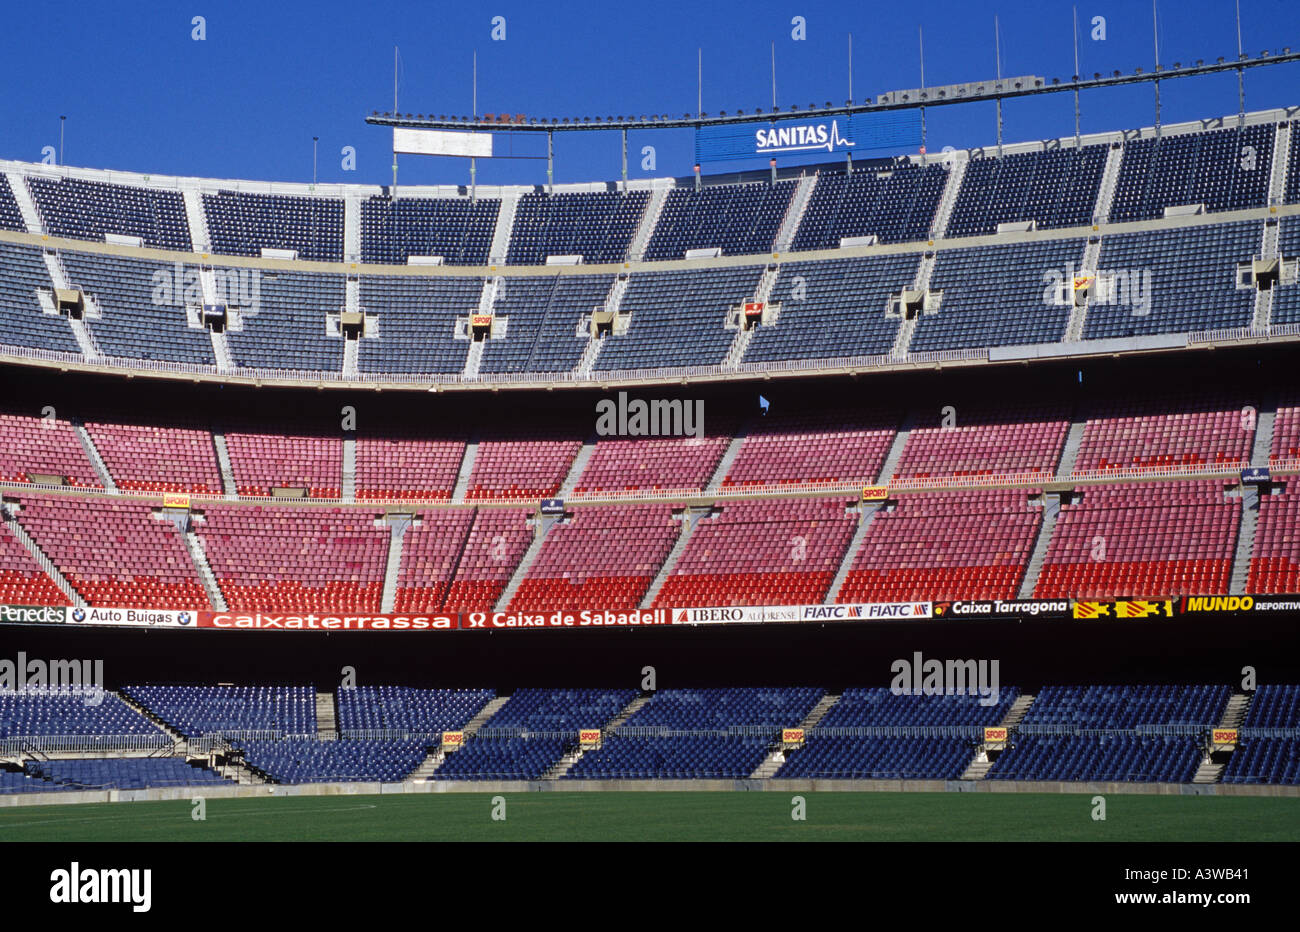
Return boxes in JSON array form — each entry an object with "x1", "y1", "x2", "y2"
[
  {"x1": 1092, "y1": 142, "x2": 1124, "y2": 223},
  {"x1": 1018, "y1": 495, "x2": 1062, "y2": 599},
  {"x1": 929, "y1": 154, "x2": 967, "y2": 239},
  {"x1": 574, "y1": 276, "x2": 629, "y2": 378},
  {"x1": 70, "y1": 418, "x2": 117, "y2": 492},
  {"x1": 1229, "y1": 484, "x2": 1260, "y2": 596},
  {"x1": 379, "y1": 514, "x2": 412, "y2": 613},
  {"x1": 543, "y1": 693, "x2": 651, "y2": 780},
  {"x1": 640, "y1": 508, "x2": 703, "y2": 608},
  {"x1": 488, "y1": 192, "x2": 518, "y2": 264},
  {"x1": 210, "y1": 329, "x2": 234, "y2": 371},
  {"x1": 343, "y1": 196, "x2": 361, "y2": 262},
  {"x1": 627, "y1": 183, "x2": 670, "y2": 261},
  {"x1": 773, "y1": 174, "x2": 817, "y2": 252},
  {"x1": 315, "y1": 691, "x2": 337, "y2": 740},
  {"x1": 1000, "y1": 693, "x2": 1036, "y2": 728},
  {"x1": 875, "y1": 409, "x2": 916, "y2": 485},
  {"x1": 826, "y1": 504, "x2": 880, "y2": 603},
  {"x1": 750, "y1": 690, "x2": 840, "y2": 778},
  {"x1": 43, "y1": 251, "x2": 102, "y2": 359},
  {"x1": 112, "y1": 690, "x2": 189, "y2": 752},
  {"x1": 1268, "y1": 121, "x2": 1292, "y2": 206},
  {"x1": 1192, "y1": 759, "x2": 1225, "y2": 783},
  {"x1": 706, "y1": 426, "x2": 749, "y2": 493},
  {"x1": 0, "y1": 502, "x2": 85, "y2": 608},
  {"x1": 1056, "y1": 417, "x2": 1088, "y2": 478},
  {"x1": 1253, "y1": 222, "x2": 1279, "y2": 328},
  {"x1": 496, "y1": 518, "x2": 552, "y2": 610},
  {"x1": 210, "y1": 429, "x2": 240, "y2": 500},
  {"x1": 408, "y1": 750, "x2": 447, "y2": 782},
  {"x1": 1219, "y1": 693, "x2": 1251, "y2": 730},
  {"x1": 182, "y1": 526, "x2": 227, "y2": 610},
  {"x1": 451, "y1": 434, "x2": 480, "y2": 503},
  {"x1": 558, "y1": 434, "x2": 598, "y2": 497},
  {"x1": 5, "y1": 172, "x2": 44, "y2": 233},
  {"x1": 889, "y1": 255, "x2": 933, "y2": 358},
  {"x1": 1064, "y1": 235, "x2": 1103, "y2": 342},
  {"x1": 341, "y1": 434, "x2": 357, "y2": 502},
  {"x1": 215, "y1": 754, "x2": 270, "y2": 786},
  {"x1": 181, "y1": 188, "x2": 210, "y2": 251},
  {"x1": 465, "y1": 696, "x2": 511, "y2": 736},
  {"x1": 725, "y1": 265, "x2": 779, "y2": 367},
  {"x1": 960, "y1": 753, "x2": 993, "y2": 781}
]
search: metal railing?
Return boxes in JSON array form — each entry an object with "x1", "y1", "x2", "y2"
[{"x1": 0, "y1": 734, "x2": 173, "y2": 754}]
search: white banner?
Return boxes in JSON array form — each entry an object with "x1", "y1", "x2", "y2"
[
  {"x1": 393, "y1": 127, "x2": 493, "y2": 158},
  {"x1": 65, "y1": 607, "x2": 197, "y2": 627}
]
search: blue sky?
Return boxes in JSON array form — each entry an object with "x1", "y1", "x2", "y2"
[{"x1": 2, "y1": 0, "x2": 1296, "y2": 186}]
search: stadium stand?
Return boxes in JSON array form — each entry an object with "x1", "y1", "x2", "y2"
[
  {"x1": 643, "y1": 180, "x2": 795, "y2": 260},
  {"x1": 16, "y1": 494, "x2": 206, "y2": 608},
  {"x1": 1249, "y1": 485, "x2": 1300, "y2": 594},
  {"x1": 463, "y1": 425, "x2": 581, "y2": 501},
  {"x1": 946, "y1": 145, "x2": 1109, "y2": 237},
  {"x1": 890, "y1": 403, "x2": 1069, "y2": 481},
  {"x1": 480, "y1": 273, "x2": 614, "y2": 374},
  {"x1": 0, "y1": 521, "x2": 69, "y2": 605},
  {"x1": 202, "y1": 191, "x2": 343, "y2": 262},
  {"x1": 1071, "y1": 393, "x2": 1255, "y2": 474},
  {"x1": 790, "y1": 160, "x2": 946, "y2": 249},
  {"x1": 836, "y1": 490, "x2": 1042, "y2": 602},
  {"x1": 237, "y1": 738, "x2": 427, "y2": 783},
  {"x1": 222, "y1": 423, "x2": 342, "y2": 498},
  {"x1": 360, "y1": 195, "x2": 498, "y2": 266},
  {"x1": 27, "y1": 177, "x2": 191, "y2": 251},
  {"x1": 25, "y1": 758, "x2": 227, "y2": 790},
  {"x1": 335, "y1": 686, "x2": 495, "y2": 733},
  {"x1": 121, "y1": 684, "x2": 317, "y2": 738},
  {"x1": 83, "y1": 416, "x2": 223, "y2": 494},
  {"x1": 505, "y1": 191, "x2": 648, "y2": 265},
  {"x1": 0, "y1": 242, "x2": 81, "y2": 354},
  {"x1": 573, "y1": 420, "x2": 733, "y2": 494},
  {"x1": 357, "y1": 274, "x2": 479, "y2": 375},
  {"x1": 0, "y1": 690, "x2": 158, "y2": 740},
  {"x1": 720, "y1": 408, "x2": 898, "y2": 489},
  {"x1": 1033, "y1": 481, "x2": 1240, "y2": 599},
  {"x1": 0, "y1": 175, "x2": 24, "y2": 232},
  {"x1": 225, "y1": 269, "x2": 345, "y2": 372},
  {"x1": 0, "y1": 411, "x2": 100, "y2": 487},
  {"x1": 508, "y1": 504, "x2": 679, "y2": 610},
  {"x1": 433, "y1": 507, "x2": 534, "y2": 612},
  {"x1": 653, "y1": 497, "x2": 857, "y2": 607},
  {"x1": 353, "y1": 427, "x2": 466, "y2": 501},
  {"x1": 196, "y1": 504, "x2": 389, "y2": 611}
]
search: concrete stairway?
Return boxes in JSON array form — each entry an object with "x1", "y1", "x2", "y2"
[
  {"x1": 929, "y1": 155, "x2": 968, "y2": 239},
  {"x1": 1092, "y1": 143, "x2": 1124, "y2": 224},
  {"x1": 1219, "y1": 693, "x2": 1251, "y2": 730},
  {"x1": 1064, "y1": 235, "x2": 1104, "y2": 342},
  {"x1": 451, "y1": 434, "x2": 480, "y2": 503},
  {"x1": 875, "y1": 411, "x2": 915, "y2": 485},
  {"x1": 465, "y1": 696, "x2": 511, "y2": 736},
  {"x1": 71, "y1": 419, "x2": 117, "y2": 491},
  {"x1": 639, "y1": 510, "x2": 700, "y2": 608},
  {"x1": 1017, "y1": 495, "x2": 1062, "y2": 599},
  {"x1": 1268, "y1": 121, "x2": 1292, "y2": 206},
  {"x1": 706, "y1": 429, "x2": 748, "y2": 493},
  {"x1": 343, "y1": 196, "x2": 361, "y2": 262},
  {"x1": 961, "y1": 693, "x2": 1036, "y2": 780},
  {"x1": 488, "y1": 194, "x2": 518, "y2": 264},
  {"x1": 1229, "y1": 485, "x2": 1260, "y2": 595},
  {"x1": 341, "y1": 435, "x2": 357, "y2": 502},
  {"x1": 1001, "y1": 693, "x2": 1036, "y2": 728},
  {"x1": 557, "y1": 435, "x2": 598, "y2": 497},
  {"x1": 627, "y1": 185, "x2": 670, "y2": 261},
  {"x1": 315, "y1": 691, "x2": 337, "y2": 740},
  {"x1": 182, "y1": 528, "x2": 227, "y2": 610},
  {"x1": 826, "y1": 505, "x2": 878, "y2": 603},
  {"x1": 750, "y1": 690, "x2": 843, "y2": 778},
  {"x1": 112, "y1": 690, "x2": 188, "y2": 751},
  {"x1": 604, "y1": 694, "x2": 651, "y2": 732},
  {"x1": 379, "y1": 515, "x2": 412, "y2": 613},
  {"x1": 211, "y1": 430, "x2": 239, "y2": 499},
  {"x1": 495, "y1": 519, "x2": 551, "y2": 610},
  {"x1": 773, "y1": 174, "x2": 817, "y2": 252},
  {"x1": 0, "y1": 503, "x2": 84, "y2": 607},
  {"x1": 544, "y1": 692, "x2": 652, "y2": 780},
  {"x1": 182, "y1": 188, "x2": 210, "y2": 252},
  {"x1": 5, "y1": 172, "x2": 43, "y2": 233},
  {"x1": 1056, "y1": 418, "x2": 1087, "y2": 478}
]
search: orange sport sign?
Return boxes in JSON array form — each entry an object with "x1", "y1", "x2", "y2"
[
  {"x1": 781, "y1": 728, "x2": 806, "y2": 748},
  {"x1": 861, "y1": 487, "x2": 889, "y2": 501},
  {"x1": 442, "y1": 731, "x2": 465, "y2": 750},
  {"x1": 984, "y1": 727, "x2": 1009, "y2": 744},
  {"x1": 579, "y1": 729, "x2": 602, "y2": 749},
  {"x1": 1212, "y1": 729, "x2": 1238, "y2": 748},
  {"x1": 162, "y1": 493, "x2": 191, "y2": 508},
  {"x1": 471, "y1": 314, "x2": 493, "y2": 327}
]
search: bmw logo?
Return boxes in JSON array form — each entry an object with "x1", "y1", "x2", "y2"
[
  {"x1": 72, "y1": 608, "x2": 86, "y2": 623},
  {"x1": 178, "y1": 612, "x2": 192, "y2": 626}
]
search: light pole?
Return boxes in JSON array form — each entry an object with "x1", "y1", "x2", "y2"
[
  {"x1": 59, "y1": 115, "x2": 66, "y2": 165},
  {"x1": 313, "y1": 136, "x2": 318, "y2": 185}
]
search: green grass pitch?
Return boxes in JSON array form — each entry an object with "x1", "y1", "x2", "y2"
[{"x1": 1, "y1": 791, "x2": 1296, "y2": 841}]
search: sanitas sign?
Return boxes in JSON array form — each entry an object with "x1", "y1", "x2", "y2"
[{"x1": 754, "y1": 120, "x2": 855, "y2": 155}]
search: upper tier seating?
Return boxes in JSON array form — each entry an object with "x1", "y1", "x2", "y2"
[
  {"x1": 1239, "y1": 684, "x2": 1300, "y2": 728},
  {"x1": 353, "y1": 428, "x2": 466, "y2": 501},
  {"x1": 202, "y1": 191, "x2": 343, "y2": 262},
  {"x1": 742, "y1": 254, "x2": 918, "y2": 363},
  {"x1": 225, "y1": 269, "x2": 345, "y2": 372},
  {"x1": 1082, "y1": 221, "x2": 1259, "y2": 339},
  {"x1": 653, "y1": 498, "x2": 857, "y2": 607},
  {"x1": 0, "y1": 242, "x2": 80, "y2": 353},
  {"x1": 817, "y1": 687, "x2": 1019, "y2": 728},
  {"x1": 1271, "y1": 218, "x2": 1300, "y2": 326},
  {"x1": 16, "y1": 494, "x2": 206, "y2": 608},
  {"x1": 357, "y1": 275, "x2": 479, "y2": 375},
  {"x1": 1019, "y1": 684, "x2": 1229, "y2": 728},
  {"x1": 947, "y1": 144, "x2": 1109, "y2": 237},
  {"x1": 360, "y1": 195, "x2": 498, "y2": 265},
  {"x1": 1110, "y1": 123, "x2": 1276, "y2": 222},
  {"x1": 594, "y1": 266, "x2": 765, "y2": 370},
  {"x1": 644, "y1": 180, "x2": 795, "y2": 260},
  {"x1": 1034, "y1": 481, "x2": 1239, "y2": 599},
  {"x1": 791, "y1": 161, "x2": 947, "y2": 249},
  {"x1": 509, "y1": 504, "x2": 679, "y2": 611},
  {"x1": 390, "y1": 508, "x2": 476, "y2": 611},
  {"x1": 1271, "y1": 393, "x2": 1300, "y2": 465},
  {"x1": 480, "y1": 273, "x2": 613, "y2": 374},
  {"x1": 506, "y1": 191, "x2": 648, "y2": 265},
  {"x1": 913, "y1": 238, "x2": 1086, "y2": 351},
  {"x1": 574, "y1": 418, "x2": 733, "y2": 494},
  {"x1": 197, "y1": 505, "x2": 389, "y2": 611},
  {"x1": 434, "y1": 507, "x2": 534, "y2": 612},
  {"x1": 28, "y1": 177, "x2": 190, "y2": 250},
  {"x1": 836, "y1": 490, "x2": 1042, "y2": 603},
  {"x1": 0, "y1": 175, "x2": 24, "y2": 232},
  {"x1": 62, "y1": 252, "x2": 214, "y2": 365},
  {"x1": 463, "y1": 425, "x2": 581, "y2": 501}
]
